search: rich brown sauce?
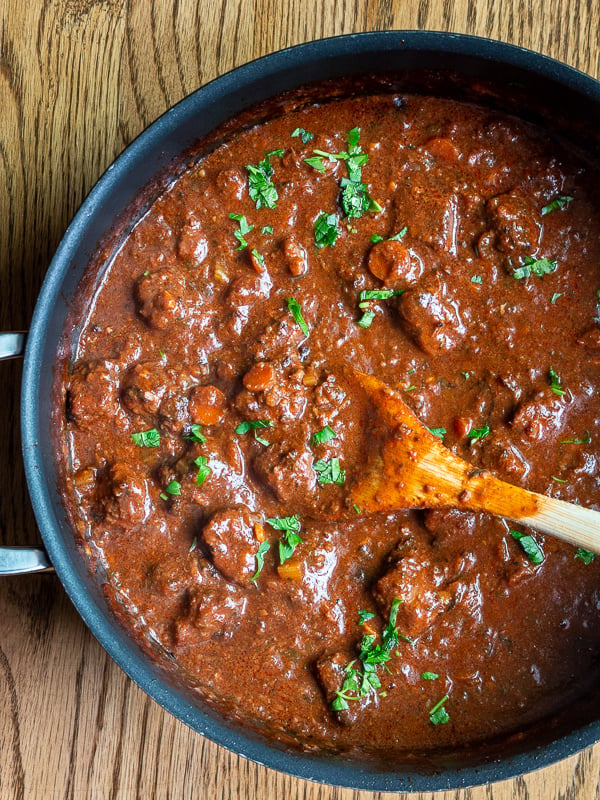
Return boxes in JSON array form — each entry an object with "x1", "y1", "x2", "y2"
[{"x1": 55, "y1": 89, "x2": 600, "y2": 757}]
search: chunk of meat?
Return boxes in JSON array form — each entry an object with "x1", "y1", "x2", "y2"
[
  {"x1": 253, "y1": 445, "x2": 316, "y2": 504},
  {"x1": 315, "y1": 651, "x2": 370, "y2": 725},
  {"x1": 481, "y1": 433, "x2": 530, "y2": 482},
  {"x1": 177, "y1": 216, "x2": 208, "y2": 263},
  {"x1": 423, "y1": 508, "x2": 476, "y2": 545},
  {"x1": 202, "y1": 506, "x2": 262, "y2": 583},
  {"x1": 399, "y1": 278, "x2": 466, "y2": 355},
  {"x1": 134, "y1": 268, "x2": 187, "y2": 329},
  {"x1": 215, "y1": 168, "x2": 246, "y2": 200},
  {"x1": 67, "y1": 360, "x2": 121, "y2": 431},
  {"x1": 174, "y1": 557, "x2": 248, "y2": 645},
  {"x1": 246, "y1": 313, "x2": 305, "y2": 361},
  {"x1": 367, "y1": 240, "x2": 423, "y2": 287},
  {"x1": 102, "y1": 462, "x2": 152, "y2": 525},
  {"x1": 373, "y1": 549, "x2": 453, "y2": 638},
  {"x1": 121, "y1": 362, "x2": 169, "y2": 416},
  {"x1": 486, "y1": 191, "x2": 541, "y2": 255},
  {"x1": 510, "y1": 389, "x2": 567, "y2": 442}
]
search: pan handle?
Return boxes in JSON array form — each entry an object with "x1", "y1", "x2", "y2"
[{"x1": 0, "y1": 332, "x2": 54, "y2": 574}]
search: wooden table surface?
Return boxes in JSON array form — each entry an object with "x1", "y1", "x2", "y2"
[{"x1": 1, "y1": 1, "x2": 600, "y2": 798}]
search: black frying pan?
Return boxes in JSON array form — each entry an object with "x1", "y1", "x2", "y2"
[{"x1": 3, "y1": 31, "x2": 600, "y2": 792}]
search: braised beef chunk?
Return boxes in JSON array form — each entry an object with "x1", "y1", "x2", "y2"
[
  {"x1": 202, "y1": 506, "x2": 261, "y2": 584},
  {"x1": 373, "y1": 546, "x2": 453, "y2": 638},
  {"x1": 57, "y1": 89, "x2": 600, "y2": 757}
]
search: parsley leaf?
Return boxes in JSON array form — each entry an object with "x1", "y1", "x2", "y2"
[
  {"x1": 422, "y1": 671, "x2": 439, "y2": 680},
  {"x1": 427, "y1": 427, "x2": 446, "y2": 439},
  {"x1": 357, "y1": 309, "x2": 376, "y2": 328},
  {"x1": 261, "y1": 225, "x2": 273, "y2": 235},
  {"x1": 549, "y1": 366, "x2": 566, "y2": 396},
  {"x1": 575, "y1": 548, "x2": 595, "y2": 564},
  {"x1": 551, "y1": 292, "x2": 563, "y2": 304},
  {"x1": 131, "y1": 428, "x2": 160, "y2": 447},
  {"x1": 357, "y1": 288, "x2": 404, "y2": 328},
  {"x1": 510, "y1": 530, "x2": 545, "y2": 565},
  {"x1": 340, "y1": 178, "x2": 381, "y2": 219},
  {"x1": 194, "y1": 455, "x2": 211, "y2": 486},
  {"x1": 467, "y1": 423, "x2": 490, "y2": 441},
  {"x1": 186, "y1": 424, "x2": 206, "y2": 444},
  {"x1": 471, "y1": 275, "x2": 483, "y2": 284},
  {"x1": 311, "y1": 425, "x2": 337, "y2": 446},
  {"x1": 542, "y1": 195, "x2": 573, "y2": 215},
  {"x1": 164, "y1": 479, "x2": 181, "y2": 496},
  {"x1": 266, "y1": 515, "x2": 303, "y2": 564},
  {"x1": 513, "y1": 256, "x2": 558, "y2": 280},
  {"x1": 560, "y1": 431, "x2": 591, "y2": 445},
  {"x1": 229, "y1": 212, "x2": 253, "y2": 250},
  {"x1": 313, "y1": 457, "x2": 345, "y2": 485},
  {"x1": 304, "y1": 156, "x2": 326, "y2": 172},
  {"x1": 291, "y1": 127, "x2": 314, "y2": 144},
  {"x1": 245, "y1": 150, "x2": 283, "y2": 209},
  {"x1": 235, "y1": 419, "x2": 273, "y2": 446},
  {"x1": 286, "y1": 297, "x2": 309, "y2": 336},
  {"x1": 429, "y1": 696, "x2": 450, "y2": 725},
  {"x1": 251, "y1": 541, "x2": 270, "y2": 583},
  {"x1": 358, "y1": 610, "x2": 375, "y2": 625},
  {"x1": 314, "y1": 212, "x2": 340, "y2": 248}
]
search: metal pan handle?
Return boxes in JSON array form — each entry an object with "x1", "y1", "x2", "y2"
[{"x1": 0, "y1": 332, "x2": 54, "y2": 574}]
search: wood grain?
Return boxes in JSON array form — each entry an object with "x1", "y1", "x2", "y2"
[{"x1": 1, "y1": 0, "x2": 600, "y2": 798}]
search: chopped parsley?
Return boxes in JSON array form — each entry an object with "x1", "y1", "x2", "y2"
[
  {"x1": 131, "y1": 428, "x2": 160, "y2": 447},
  {"x1": 186, "y1": 423, "x2": 206, "y2": 444},
  {"x1": 560, "y1": 431, "x2": 591, "y2": 445},
  {"x1": 340, "y1": 177, "x2": 381, "y2": 219},
  {"x1": 548, "y1": 366, "x2": 566, "y2": 396},
  {"x1": 313, "y1": 457, "x2": 345, "y2": 486},
  {"x1": 229, "y1": 212, "x2": 253, "y2": 250},
  {"x1": 235, "y1": 418, "x2": 273, "y2": 446},
  {"x1": 427, "y1": 427, "x2": 446, "y2": 439},
  {"x1": 513, "y1": 256, "x2": 558, "y2": 280},
  {"x1": 251, "y1": 541, "x2": 270, "y2": 583},
  {"x1": 471, "y1": 275, "x2": 483, "y2": 284},
  {"x1": 189, "y1": 536, "x2": 197, "y2": 552},
  {"x1": 305, "y1": 156, "x2": 326, "y2": 173},
  {"x1": 510, "y1": 530, "x2": 545, "y2": 565},
  {"x1": 541, "y1": 195, "x2": 573, "y2": 215},
  {"x1": 575, "y1": 548, "x2": 595, "y2": 564},
  {"x1": 162, "y1": 480, "x2": 181, "y2": 498},
  {"x1": 357, "y1": 288, "x2": 404, "y2": 328},
  {"x1": 291, "y1": 127, "x2": 314, "y2": 144},
  {"x1": 429, "y1": 696, "x2": 450, "y2": 725},
  {"x1": 311, "y1": 425, "x2": 337, "y2": 446},
  {"x1": 467, "y1": 423, "x2": 490, "y2": 441},
  {"x1": 245, "y1": 149, "x2": 283, "y2": 209},
  {"x1": 286, "y1": 297, "x2": 309, "y2": 336},
  {"x1": 358, "y1": 610, "x2": 375, "y2": 625},
  {"x1": 261, "y1": 225, "x2": 273, "y2": 235},
  {"x1": 266, "y1": 515, "x2": 302, "y2": 564},
  {"x1": 314, "y1": 212, "x2": 340, "y2": 247},
  {"x1": 332, "y1": 598, "x2": 402, "y2": 711},
  {"x1": 353, "y1": 504, "x2": 361, "y2": 514},
  {"x1": 251, "y1": 248, "x2": 265, "y2": 269},
  {"x1": 551, "y1": 292, "x2": 563, "y2": 304},
  {"x1": 461, "y1": 371, "x2": 470, "y2": 380},
  {"x1": 551, "y1": 475, "x2": 567, "y2": 483},
  {"x1": 422, "y1": 671, "x2": 439, "y2": 681},
  {"x1": 194, "y1": 455, "x2": 211, "y2": 486}
]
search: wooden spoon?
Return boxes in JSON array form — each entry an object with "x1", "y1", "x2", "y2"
[{"x1": 349, "y1": 370, "x2": 600, "y2": 553}]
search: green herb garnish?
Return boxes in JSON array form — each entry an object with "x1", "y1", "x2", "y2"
[
  {"x1": 560, "y1": 431, "x2": 591, "y2": 445},
  {"x1": 541, "y1": 195, "x2": 573, "y2": 215},
  {"x1": 358, "y1": 610, "x2": 375, "y2": 625},
  {"x1": 357, "y1": 288, "x2": 404, "y2": 328},
  {"x1": 235, "y1": 419, "x2": 274, "y2": 446},
  {"x1": 551, "y1": 476, "x2": 567, "y2": 483},
  {"x1": 471, "y1": 275, "x2": 483, "y2": 284},
  {"x1": 314, "y1": 212, "x2": 340, "y2": 248},
  {"x1": 357, "y1": 309, "x2": 376, "y2": 328},
  {"x1": 513, "y1": 256, "x2": 558, "y2": 280},
  {"x1": 304, "y1": 156, "x2": 326, "y2": 173},
  {"x1": 186, "y1": 423, "x2": 207, "y2": 444},
  {"x1": 131, "y1": 428, "x2": 161, "y2": 447},
  {"x1": 286, "y1": 297, "x2": 309, "y2": 336},
  {"x1": 353, "y1": 504, "x2": 361, "y2": 514},
  {"x1": 427, "y1": 427, "x2": 446, "y2": 439},
  {"x1": 266, "y1": 515, "x2": 302, "y2": 564},
  {"x1": 311, "y1": 425, "x2": 336, "y2": 446},
  {"x1": 261, "y1": 225, "x2": 273, "y2": 235},
  {"x1": 422, "y1": 671, "x2": 439, "y2": 681},
  {"x1": 549, "y1": 366, "x2": 566, "y2": 396},
  {"x1": 340, "y1": 178, "x2": 381, "y2": 219},
  {"x1": 467, "y1": 423, "x2": 490, "y2": 441},
  {"x1": 313, "y1": 457, "x2": 346, "y2": 486},
  {"x1": 164, "y1": 479, "x2": 181, "y2": 497},
  {"x1": 251, "y1": 541, "x2": 270, "y2": 583},
  {"x1": 245, "y1": 150, "x2": 283, "y2": 209},
  {"x1": 551, "y1": 292, "x2": 563, "y2": 304},
  {"x1": 251, "y1": 248, "x2": 266, "y2": 269},
  {"x1": 229, "y1": 212, "x2": 253, "y2": 250},
  {"x1": 510, "y1": 530, "x2": 545, "y2": 565},
  {"x1": 291, "y1": 127, "x2": 314, "y2": 144},
  {"x1": 194, "y1": 455, "x2": 211, "y2": 486},
  {"x1": 429, "y1": 696, "x2": 450, "y2": 725},
  {"x1": 575, "y1": 548, "x2": 595, "y2": 564}
]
